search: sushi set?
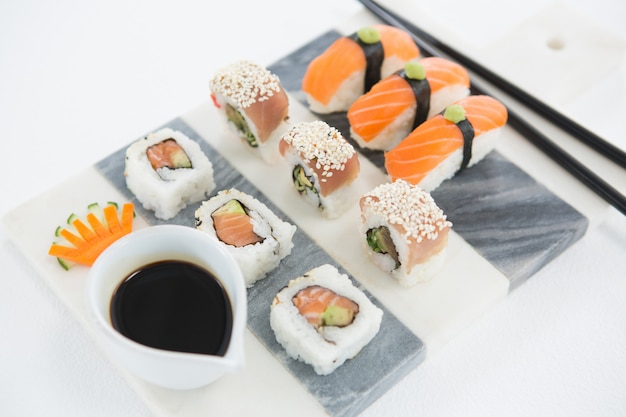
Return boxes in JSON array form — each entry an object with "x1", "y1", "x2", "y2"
[{"x1": 2, "y1": 11, "x2": 591, "y2": 417}]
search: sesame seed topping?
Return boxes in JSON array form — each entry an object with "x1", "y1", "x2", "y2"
[
  {"x1": 362, "y1": 179, "x2": 451, "y2": 242},
  {"x1": 210, "y1": 60, "x2": 283, "y2": 109},
  {"x1": 281, "y1": 121, "x2": 356, "y2": 175}
]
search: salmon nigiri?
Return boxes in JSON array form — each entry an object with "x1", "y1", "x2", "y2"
[
  {"x1": 384, "y1": 95, "x2": 508, "y2": 192},
  {"x1": 302, "y1": 24, "x2": 420, "y2": 114},
  {"x1": 347, "y1": 57, "x2": 470, "y2": 151}
]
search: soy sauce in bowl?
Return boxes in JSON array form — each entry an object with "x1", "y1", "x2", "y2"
[{"x1": 110, "y1": 260, "x2": 233, "y2": 356}]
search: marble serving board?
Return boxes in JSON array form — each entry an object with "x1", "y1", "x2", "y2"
[
  {"x1": 270, "y1": 29, "x2": 589, "y2": 290},
  {"x1": 1, "y1": 21, "x2": 589, "y2": 417},
  {"x1": 96, "y1": 117, "x2": 425, "y2": 417}
]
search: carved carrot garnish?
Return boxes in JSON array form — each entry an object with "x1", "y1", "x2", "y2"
[{"x1": 48, "y1": 202, "x2": 135, "y2": 270}]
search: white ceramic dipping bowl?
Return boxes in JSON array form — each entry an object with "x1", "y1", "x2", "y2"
[{"x1": 85, "y1": 224, "x2": 247, "y2": 390}]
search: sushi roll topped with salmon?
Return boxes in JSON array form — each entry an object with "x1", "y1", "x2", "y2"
[
  {"x1": 360, "y1": 179, "x2": 452, "y2": 286},
  {"x1": 302, "y1": 24, "x2": 420, "y2": 114},
  {"x1": 279, "y1": 120, "x2": 361, "y2": 219},
  {"x1": 210, "y1": 60, "x2": 290, "y2": 164}
]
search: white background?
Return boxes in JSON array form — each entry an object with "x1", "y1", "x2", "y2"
[{"x1": 2, "y1": 0, "x2": 626, "y2": 416}]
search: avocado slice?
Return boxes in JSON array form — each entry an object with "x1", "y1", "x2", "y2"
[
  {"x1": 212, "y1": 199, "x2": 246, "y2": 217},
  {"x1": 169, "y1": 148, "x2": 192, "y2": 169},
  {"x1": 322, "y1": 304, "x2": 356, "y2": 327}
]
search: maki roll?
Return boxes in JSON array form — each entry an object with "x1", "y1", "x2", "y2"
[
  {"x1": 279, "y1": 120, "x2": 361, "y2": 219},
  {"x1": 270, "y1": 264, "x2": 383, "y2": 376},
  {"x1": 124, "y1": 128, "x2": 215, "y2": 220},
  {"x1": 210, "y1": 60, "x2": 290, "y2": 164},
  {"x1": 359, "y1": 179, "x2": 452, "y2": 287},
  {"x1": 347, "y1": 57, "x2": 470, "y2": 151},
  {"x1": 384, "y1": 95, "x2": 508, "y2": 192},
  {"x1": 302, "y1": 24, "x2": 420, "y2": 114},
  {"x1": 195, "y1": 188, "x2": 297, "y2": 287}
]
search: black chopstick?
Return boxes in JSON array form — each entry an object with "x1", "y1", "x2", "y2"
[
  {"x1": 358, "y1": 0, "x2": 626, "y2": 216},
  {"x1": 358, "y1": 0, "x2": 626, "y2": 169}
]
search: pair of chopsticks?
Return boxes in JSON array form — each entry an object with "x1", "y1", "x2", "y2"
[{"x1": 358, "y1": 0, "x2": 626, "y2": 216}]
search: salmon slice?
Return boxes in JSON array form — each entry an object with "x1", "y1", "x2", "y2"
[
  {"x1": 421, "y1": 57, "x2": 470, "y2": 94},
  {"x1": 146, "y1": 139, "x2": 191, "y2": 170},
  {"x1": 211, "y1": 203, "x2": 263, "y2": 247},
  {"x1": 210, "y1": 61, "x2": 289, "y2": 145},
  {"x1": 374, "y1": 24, "x2": 420, "y2": 62},
  {"x1": 302, "y1": 24, "x2": 420, "y2": 108},
  {"x1": 244, "y1": 87, "x2": 289, "y2": 144},
  {"x1": 292, "y1": 285, "x2": 359, "y2": 329},
  {"x1": 384, "y1": 95, "x2": 508, "y2": 186},
  {"x1": 347, "y1": 57, "x2": 470, "y2": 145}
]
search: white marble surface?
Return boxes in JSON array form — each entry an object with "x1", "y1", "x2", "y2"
[{"x1": 2, "y1": 0, "x2": 626, "y2": 416}]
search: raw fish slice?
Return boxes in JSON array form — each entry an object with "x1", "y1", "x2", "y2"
[
  {"x1": 212, "y1": 208, "x2": 263, "y2": 247},
  {"x1": 375, "y1": 24, "x2": 422, "y2": 63},
  {"x1": 384, "y1": 95, "x2": 508, "y2": 191}
]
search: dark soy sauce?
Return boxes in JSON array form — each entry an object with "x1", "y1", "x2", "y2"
[{"x1": 110, "y1": 260, "x2": 233, "y2": 356}]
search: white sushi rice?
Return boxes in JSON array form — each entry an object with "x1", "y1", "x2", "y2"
[
  {"x1": 429, "y1": 85, "x2": 470, "y2": 116},
  {"x1": 417, "y1": 127, "x2": 502, "y2": 193},
  {"x1": 362, "y1": 231, "x2": 448, "y2": 287},
  {"x1": 380, "y1": 56, "x2": 406, "y2": 80},
  {"x1": 195, "y1": 188, "x2": 297, "y2": 287},
  {"x1": 124, "y1": 128, "x2": 215, "y2": 220},
  {"x1": 270, "y1": 264, "x2": 383, "y2": 376},
  {"x1": 359, "y1": 180, "x2": 451, "y2": 287}
]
